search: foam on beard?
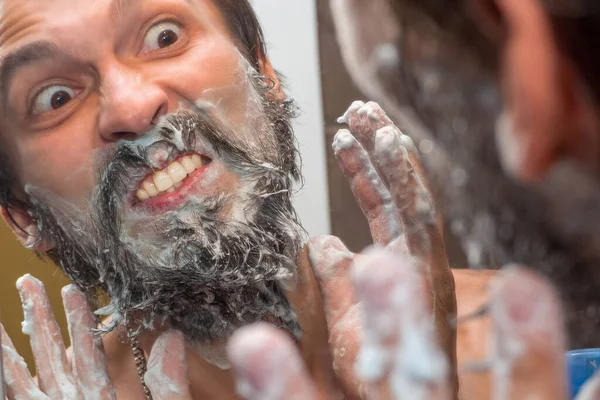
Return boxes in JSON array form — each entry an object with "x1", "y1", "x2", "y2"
[{"x1": 27, "y1": 58, "x2": 305, "y2": 364}]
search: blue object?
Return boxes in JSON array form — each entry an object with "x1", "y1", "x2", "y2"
[{"x1": 566, "y1": 348, "x2": 600, "y2": 399}]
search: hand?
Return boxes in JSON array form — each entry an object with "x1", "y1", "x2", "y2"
[
  {"x1": 306, "y1": 101, "x2": 457, "y2": 399},
  {"x1": 228, "y1": 260, "x2": 600, "y2": 400},
  {"x1": 1, "y1": 275, "x2": 192, "y2": 400}
]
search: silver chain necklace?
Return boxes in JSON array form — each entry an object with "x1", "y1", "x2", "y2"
[{"x1": 128, "y1": 328, "x2": 153, "y2": 400}]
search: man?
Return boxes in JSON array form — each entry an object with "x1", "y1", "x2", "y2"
[
  {"x1": 0, "y1": 0, "x2": 461, "y2": 399},
  {"x1": 233, "y1": 0, "x2": 600, "y2": 398}
]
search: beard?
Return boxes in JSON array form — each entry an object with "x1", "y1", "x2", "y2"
[{"x1": 28, "y1": 72, "x2": 306, "y2": 344}]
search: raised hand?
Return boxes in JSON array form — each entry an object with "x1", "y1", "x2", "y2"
[
  {"x1": 1, "y1": 275, "x2": 191, "y2": 400},
  {"x1": 306, "y1": 101, "x2": 457, "y2": 399},
  {"x1": 228, "y1": 249, "x2": 451, "y2": 400},
  {"x1": 229, "y1": 252, "x2": 600, "y2": 400}
]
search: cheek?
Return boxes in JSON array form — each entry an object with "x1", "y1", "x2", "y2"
[
  {"x1": 17, "y1": 120, "x2": 97, "y2": 203},
  {"x1": 158, "y1": 36, "x2": 254, "y2": 126}
]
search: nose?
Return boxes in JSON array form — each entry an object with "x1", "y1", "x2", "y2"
[{"x1": 98, "y1": 65, "x2": 168, "y2": 142}]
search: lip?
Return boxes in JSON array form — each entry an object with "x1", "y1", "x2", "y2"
[{"x1": 130, "y1": 160, "x2": 213, "y2": 214}]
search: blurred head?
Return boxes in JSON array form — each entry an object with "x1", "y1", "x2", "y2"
[
  {"x1": 0, "y1": 0, "x2": 304, "y2": 345},
  {"x1": 331, "y1": 0, "x2": 600, "y2": 346},
  {"x1": 334, "y1": 0, "x2": 600, "y2": 181}
]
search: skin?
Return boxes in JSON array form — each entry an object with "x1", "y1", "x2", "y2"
[
  {"x1": 324, "y1": 0, "x2": 600, "y2": 398},
  {"x1": 0, "y1": 0, "x2": 458, "y2": 399},
  {"x1": 8, "y1": 0, "x2": 596, "y2": 399},
  {"x1": 2, "y1": 100, "x2": 465, "y2": 399}
]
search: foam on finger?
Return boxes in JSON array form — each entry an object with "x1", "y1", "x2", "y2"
[
  {"x1": 490, "y1": 267, "x2": 567, "y2": 400},
  {"x1": 227, "y1": 323, "x2": 318, "y2": 400},
  {"x1": 1, "y1": 325, "x2": 48, "y2": 400},
  {"x1": 333, "y1": 129, "x2": 400, "y2": 245},
  {"x1": 62, "y1": 285, "x2": 116, "y2": 400},
  {"x1": 144, "y1": 330, "x2": 192, "y2": 400},
  {"x1": 352, "y1": 248, "x2": 450, "y2": 399},
  {"x1": 17, "y1": 274, "x2": 81, "y2": 399}
]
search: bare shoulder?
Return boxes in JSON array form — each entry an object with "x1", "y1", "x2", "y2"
[
  {"x1": 452, "y1": 268, "x2": 496, "y2": 312},
  {"x1": 452, "y1": 268, "x2": 497, "y2": 400}
]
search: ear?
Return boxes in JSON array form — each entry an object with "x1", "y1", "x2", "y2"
[
  {"x1": 494, "y1": 0, "x2": 600, "y2": 181},
  {"x1": 258, "y1": 58, "x2": 286, "y2": 101},
  {"x1": 1, "y1": 207, "x2": 53, "y2": 252}
]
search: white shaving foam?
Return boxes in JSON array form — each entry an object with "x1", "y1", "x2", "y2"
[{"x1": 337, "y1": 100, "x2": 366, "y2": 124}]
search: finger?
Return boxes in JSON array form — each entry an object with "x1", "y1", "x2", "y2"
[
  {"x1": 340, "y1": 101, "x2": 424, "y2": 192},
  {"x1": 576, "y1": 372, "x2": 600, "y2": 400},
  {"x1": 352, "y1": 248, "x2": 451, "y2": 400},
  {"x1": 144, "y1": 330, "x2": 192, "y2": 400},
  {"x1": 17, "y1": 275, "x2": 80, "y2": 400},
  {"x1": 308, "y1": 236, "x2": 356, "y2": 326},
  {"x1": 374, "y1": 126, "x2": 437, "y2": 259},
  {"x1": 227, "y1": 323, "x2": 319, "y2": 400},
  {"x1": 338, "y1": 101, "x2": 393, "y2": 154},
  {"x1": 490, "y1": 267, "x2": 567, "y2": 400},
  {"x1": 373, "y1": 126, "x2": 457, "y2": 375},
  {"x1": 62, "y1": 285, "x2": 116, "y2": 400},
  {"x1": 333, "y1": 129, "x2": 400, "y2": 245},
  {"x1": 308, "y1": 236, "x2": 365, "y2": 398},
  {"x1": 1, "y1": 325, "x2": 48, "y2": 400}
]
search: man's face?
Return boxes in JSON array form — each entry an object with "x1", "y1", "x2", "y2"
[
  {"x1": 1, "y1": 0, "x2": 304, "y2": 346},
  {"x1": 1, "y1": 0, "x2": 250, "y2": 206}
]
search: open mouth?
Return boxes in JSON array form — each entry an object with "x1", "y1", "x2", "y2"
[{"x1": 136, "y1": 154, "x2": 212, "y2": 202}]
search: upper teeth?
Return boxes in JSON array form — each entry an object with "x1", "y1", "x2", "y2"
[{"x1": 136, "y1": 154, "x2": 207, "y2": 201}]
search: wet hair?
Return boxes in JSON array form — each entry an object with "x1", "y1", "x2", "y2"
[
  {"x1": 0, "y1": 0, "x2": 270, "y2": 223},
  {"x1": 389, "y1": 0, "x2": 600, "y2": 102}
]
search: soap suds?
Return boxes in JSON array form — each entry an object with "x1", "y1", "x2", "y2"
[{"x1": 353, "y1": 249, "x2": 448, "y2": 399}]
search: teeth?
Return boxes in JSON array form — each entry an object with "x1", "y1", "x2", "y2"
[
  {"x1": 168, "y1": 162, "x2": 187, "y2": 183},
  {"x1": 181, "y1": 156, "x2": 196, "y2": 174},
  {"x1": 137, "y1": 189, "x2": 150, "y2": 201},
  {"x1": 136, "y1": 154, "x2": 209, "y2": 202},
  {"x1": 143, "y1": 180, "x2": 159, "y2": 197},
  {"x1": 153, "y1": 171, "x2": 174, "y2": 192},
  {"x1": 192, "y1": 155, "x2": 203, "y2": 169}
]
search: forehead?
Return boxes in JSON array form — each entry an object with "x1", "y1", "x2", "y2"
[{"x1": 0, "y1": 0, "x2": 225, "y2": 50}]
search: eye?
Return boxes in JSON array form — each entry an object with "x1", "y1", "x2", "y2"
[
  {"x1": 32, "y1": 86, "x2": 76, "y2": 114},
  {"x1": 142, "y1": 22, "x2": 181, "y2": 53}
]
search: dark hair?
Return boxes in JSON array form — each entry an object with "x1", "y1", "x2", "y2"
[
  {"x1": 0, "y1": 0, "x2": 268, "y2": 220},
  {"x1": 389, "y1": 0, "x2": 600, "y2": 103}
]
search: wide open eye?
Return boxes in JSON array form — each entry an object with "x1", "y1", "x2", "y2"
[
  {"x1": 32, "y1": 86, "x2": 76, "y2": 114},
  {"x1": 142, "y1": 22, "x2": 181, "y2": 53}
]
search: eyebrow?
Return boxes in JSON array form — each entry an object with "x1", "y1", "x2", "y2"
[
  {"x1": 110, "y1": 0, "x2": 139, "y2": 22},
  {"x1": 110, "y1": 0, "x2": 192, "y2": 22},
  {"x1": 0, "y1": 41, "x2": 70, "y2": 107}
]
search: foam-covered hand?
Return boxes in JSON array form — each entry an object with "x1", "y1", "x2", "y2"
[
  {"x1": 307, "y1": 101, "x2": 457, "y2": 398},
  {"x1": 228, "y1": 259, "x2": 600, "y2": 400},
  {"x1": 1, "y1": 275, "x2": 192, "y2": 400}
]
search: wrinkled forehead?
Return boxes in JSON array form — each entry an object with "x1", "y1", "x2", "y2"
[{"x1": 0, "y1": 0, "x2": 228, "y2": 51}]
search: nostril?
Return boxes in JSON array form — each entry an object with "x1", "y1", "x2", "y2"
[
  {"x1": 113, "y1": 131, "x2": 139, "y2": 141},
  {"x1": 151, "y1": 104, "x2": 168, "y2": 126}
]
